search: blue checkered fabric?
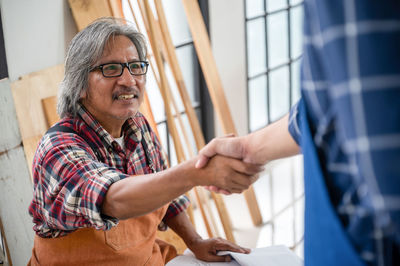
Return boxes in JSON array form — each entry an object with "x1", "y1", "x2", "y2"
[{"x1": 288, "y1": 0, "x2": 400, "y2": 265}]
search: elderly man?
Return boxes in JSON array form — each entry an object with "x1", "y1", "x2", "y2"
[{"x1": 28, "y1": 18, "x2": 260, "y2": 265}]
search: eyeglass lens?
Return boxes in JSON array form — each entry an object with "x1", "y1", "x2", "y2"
[{"x1": 102, "y1": 62, "x2": 147, "y2": 77}]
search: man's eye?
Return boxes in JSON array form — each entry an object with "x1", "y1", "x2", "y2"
[
  {"x1": 104, "y1": 64, "x2": 120, "y2": 71},
  {"x1": 129, "y1": 63, "x2": 140, "y2": 69}
]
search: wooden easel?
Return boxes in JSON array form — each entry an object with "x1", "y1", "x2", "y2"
[{"x1": 181, "y1": 0, "x2": 262, "y2": 226}]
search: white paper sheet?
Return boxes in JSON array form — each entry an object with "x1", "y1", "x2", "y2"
[{"x1": 166, "y1": 245, "x2": 303, "y2": 266}]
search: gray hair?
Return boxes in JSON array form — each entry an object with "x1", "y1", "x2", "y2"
[{"x1": 57, "y1": 17, "x2": 147, "y2": 118}]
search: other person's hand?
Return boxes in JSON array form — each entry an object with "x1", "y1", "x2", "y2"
[
  {"x1": 196, "y1": 134, "x2": 245, "y2": 169},
  {"x1": 197, "y1": 155, "x2": 261, "y2": 194}
]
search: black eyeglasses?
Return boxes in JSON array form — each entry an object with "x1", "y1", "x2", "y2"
[{"x1": 90, "y1": 61, "x2": 149, "y2": 77}]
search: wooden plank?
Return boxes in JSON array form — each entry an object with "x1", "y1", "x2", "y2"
[
  {"x1": 154, "y1": 0, "x2": 237, "y2": 241},
  {"x1": 11, "y1": 64, "x2": 63, "y2": 141},
  {"x1": 23, "y1": 135, "x2": 43, "y2": 180},
  {"x1": 42, "y1": 96, "x2": 59, "y2": 128},
  {"x1": 182, "y1": 0, "x2": 263, "y2": 226},
  {"x1": 0, "y1": 79, "x2": 34, "y2": 266},
  {"x1": 68, "y1": 0, "x2": 113, "y2": 31},
  {"x1": 142, "y1": 0, "x2": 186, "y2": 163},
  {"x1": 11, "y1": 65, "x2": 63, "y2": 178},
  {"x1": 109, "y1": 0, "x2": 124, "y2": 19},
  {"x1": 154, "y1": 0, "x2": 205, "y2": 149},
  {"x1": 156, "y1": 229, "x2": 187, "y2": 255},
  {"x1": 0, "y1": 147, "x2": 35, "y2": 266}
]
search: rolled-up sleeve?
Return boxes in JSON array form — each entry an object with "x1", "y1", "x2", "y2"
[
  {"x1": 288, "y1": 99, "x2": 302, "y2": 145},
  {"x1": 29, "y1": 137, "x2": 129, "y2": 238}
]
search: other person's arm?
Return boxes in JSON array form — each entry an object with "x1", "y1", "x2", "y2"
[{"x1": 196, "y1": 113, "x2": 300, "y2": 167}]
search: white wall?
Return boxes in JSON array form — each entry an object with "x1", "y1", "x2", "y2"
[
  {"x1": 209, "y1": 0, "x2": 248, "y2": 137},
  {"x1": 0, "y1": 1, "x2": 76, "y2": 264},
  {"x1": 1, "y1": 0, "x2": 77, "y2": 81}
]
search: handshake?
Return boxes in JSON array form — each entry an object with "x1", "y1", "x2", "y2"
[{"x1": 192, "y1": 135, "x2": 264, "y2": 195}]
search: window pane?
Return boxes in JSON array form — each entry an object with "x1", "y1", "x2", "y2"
[
  {"x1": 270, "y1": 66, "x2": 289, "y2": 121},
  {"x1": 272, "y1": 158, "x2": 293, "y2": 212},
  {"x1": 266, "y1": 0, "x2": 287, "y2": 13},
  {"x1": 291, "y1": 59, "x2": 301, "y2": 105},
  {"x1": 156, "y1": 122, "x2": 168, "y2": 155},
  {"x1": 249, "y1": 75, "x2": 268, "y2": 131},
  {"x1": 290, "y1": 0, "x2": 303, "y2": 5},
  {"x1": 254, "y1": 171, "x2": 272, "y2": 222},
  {"x1": 290, "y1": 6, "x2": 303, "y2": 59},
  {"x1": 246, "y1": 0, "x2": 264, "y2": 18},
  {"x1": 168, "y1": 133, "x2": 178, "y2": 166},
  {"x1": 162, "y1": 0, "x2": 191, "y2": 45},
  {"x1": 267, "y1": 11, "x2": 289, "y2": 68},
  {"x1": 247, "y1": 18, "x2": 266, "y2": 77},
  {"x1": 274, "y1": 208, "x2": 295, "y2": 246},
  {"x1": 176, "y1": 45, "x2": 199, "y2": 104},
  {"x1": 146, "y1": 64, "x2": 165, "y2": 123}
]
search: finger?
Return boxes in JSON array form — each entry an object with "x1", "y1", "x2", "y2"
[
  {"x1": 205, "y1": 186, "x2": 232, "y2": 195},
  {"x1": 198, "y1": 137, "x2": 244, "y2": 163},
  {"x1": 196, "y1": 154, "x2": 210, "y2": 168},
  {"x1": 230, "y1": 159, "x2": 264, "y2": 175},
  {"x1": 204, "y1": 185, "x2": 217, "y2": 192},
  {"x1": 231, "y1": 173, "x2": 260, "y2": 190},
  {"x1": 222, "y1": 133, "x2": 236, "y2": 138},
  {"x1": 214, "y1": 241, "x2": 251, "y2": 254},
  {"x1": 217, "y1": 188, "x2": 232, "y2": 195}
]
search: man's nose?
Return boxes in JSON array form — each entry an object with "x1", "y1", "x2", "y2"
[{"x1": 117, "y1": 66, "x2": 137, "y2": 86}]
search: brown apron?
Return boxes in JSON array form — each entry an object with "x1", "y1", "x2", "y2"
[{"x1": 28, "y1": 204, "x2": 177, "y2": 265}]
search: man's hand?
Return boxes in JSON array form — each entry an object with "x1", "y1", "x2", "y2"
[
  {"x1": 187, "y1": 237, "x2": 250, "y2": 262},
  {"x1": 197, "y1": 155, "x2": 261, "y2": 194},
  {"x1": 195, "y1": 135, "x2": 263, "y2": 195}
]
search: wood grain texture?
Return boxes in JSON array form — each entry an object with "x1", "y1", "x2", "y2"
[
  {"x1": 42, "y1": 96, "x2": 59, "y2": 128},
  {"x1": 68, "y1": 0, "x2": 113, "y2": 31},
  {"x1": 0, "y1": 147, "x2": 34, "y2": 266},
  {"x1": 182, "y1": 0, "x2": 262, "y2": 226},
  {"x1": 156, "y1": 229, "x2": 187, "y2": 255},
  {"x1": 11, "y1": 65, "x2": 63, "y2": 179},
  {"x1": 11, "y1": 64, "x2": 63, "y2": 140},
  {"x1": 0, "y1": 83, "x2": 34, "y2": 266}
]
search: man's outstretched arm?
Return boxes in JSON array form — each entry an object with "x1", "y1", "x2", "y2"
[{"x1": 196, "y1": 113, "x2": 300, "y2": 168}]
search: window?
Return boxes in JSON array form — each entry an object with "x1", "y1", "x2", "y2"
[
  {"x1": 244, "y1": 0, "x2": 304, "y2": 254},
  {"x1": 245, "y1": 0, "x2": 303, "y2": 131}
]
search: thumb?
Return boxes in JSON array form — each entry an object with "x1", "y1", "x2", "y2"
[{"x1": 195, "y1": 154, "x2": 210, "y2": 168}]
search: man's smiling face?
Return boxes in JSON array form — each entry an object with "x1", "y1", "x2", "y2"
[{"x1": 81, "y1": 35, "x2": 146, "y2": 136}]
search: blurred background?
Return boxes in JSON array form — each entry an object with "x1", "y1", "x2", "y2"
[{"x1": 0, "y1": 0, "x2": 305, "y2": 265}]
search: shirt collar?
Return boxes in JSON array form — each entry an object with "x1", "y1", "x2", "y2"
[{"x1": 77, "y1": 102, "x2": 143, "y2": 146}]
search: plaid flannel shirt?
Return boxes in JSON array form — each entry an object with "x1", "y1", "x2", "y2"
[
  {"x1": 288, "y1": 1, "x2": 400, "y2": 265},
  {"x1": 29, "y1": 103, "x2": 189, "y2": 238}
]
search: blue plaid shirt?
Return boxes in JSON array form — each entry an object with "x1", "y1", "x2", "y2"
[{"x1": 288, "y1": 1, "x2": 400, "y2": 265}]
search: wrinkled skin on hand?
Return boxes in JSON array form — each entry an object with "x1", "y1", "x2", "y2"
[
  {"x1": 188, "y1": 237, "x2": 251, "y2": 262},
  {"x1": 198, "y1": 155, "x2": 262, "y2": 194}
]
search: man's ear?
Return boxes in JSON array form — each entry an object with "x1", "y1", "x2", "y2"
[{"x1": 80, "y1": 88, "x2": 87, "y2": 99}]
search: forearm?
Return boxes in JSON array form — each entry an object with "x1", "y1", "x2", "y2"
[
  {"x1": 102, "y1": 158, "x2": 197, "y2": 220},
  {"x1": 165, "y1": 211, "x2": 201, "y2": 248},
  {"x1": 243, "y1": 113, "x2": 300, "y2": 165}
]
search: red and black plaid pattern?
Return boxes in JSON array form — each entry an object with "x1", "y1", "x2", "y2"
[{"x1": 29, "y1": 103, "x2": 189, "y2": 238}]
